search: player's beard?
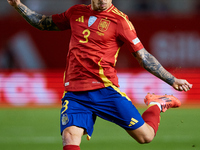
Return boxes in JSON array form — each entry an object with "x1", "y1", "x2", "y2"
[
  {"x1": 99, "y1": 2, "x2": 107, "y2": 10},
  {"x1": 92, "y1": 1, "x2": 108, "y2": 11}
]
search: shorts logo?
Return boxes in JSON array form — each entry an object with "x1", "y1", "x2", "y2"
[
  {"x1": 62, "y1": 113, "x2": 69, "y2": 125},
  {"x1": 98, "y1": 19, "x2": 110, "y2": 32},
  {"x1": 129, "y1": 118, "x2": 138, "y2": 127}
]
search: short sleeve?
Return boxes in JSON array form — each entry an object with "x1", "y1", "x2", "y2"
[
  {"x1": 52, "y1": 6, "x2": 74, "y2": 31},
  {"x1": 117, "y1": 17, "x2": 144, "y2": 52}
]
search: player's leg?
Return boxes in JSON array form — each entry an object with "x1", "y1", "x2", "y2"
[
  {"x1": 126, "y1": 123, "x2": 155, "y2": 144},
  {"x1": 126, "y1": 93, "x2": 181, "y2": 144},
  {"x1": 88, "y1": 86, "x2": 151, "y2": 143},
  {"x1": 88, "y1": 86, "x2": 154, "y2": 144},
  {"x1": 60, "y1": 91, "x2": 97, "y2": 150},
  {"x1": 62, "y1": 126, "x2": 84, "y2": 150},
  {"x1": 126, "y1": 104, "x2": 160, "y2": 144}
]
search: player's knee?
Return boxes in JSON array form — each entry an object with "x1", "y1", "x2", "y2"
[
  {"x1": 137, "y1": 135, "x2": 154, "y2": 144},
  {"x1": 62, "y1": 126, "x2": 84, "y2": 146},
  {"x1": 62, "y1": 129, "x2": 73, "y2": 145}
]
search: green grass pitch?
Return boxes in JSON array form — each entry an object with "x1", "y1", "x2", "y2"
[{"x1": 0, "y1": 107, "x2": 199, "y2": 150}]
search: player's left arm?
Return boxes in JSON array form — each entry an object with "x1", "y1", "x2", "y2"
[
  {"x1": 8, "y1": 0, "x2": 59, "y2": 31},
  {"x1": 133, "y1": 48, "x2": 193, "y2": 92}
]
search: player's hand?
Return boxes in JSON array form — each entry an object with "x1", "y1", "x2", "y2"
[
  {"x1": 172, "y1": 78, "x2": 193, "y2": 92},
  {"x1": 7, "y1": 0, "x2": 21, "y2": 7}
]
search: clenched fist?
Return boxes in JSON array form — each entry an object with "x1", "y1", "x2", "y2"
[
  {"x1": 7, "y1": 0, "x2": 21, "y2": 7},
  {"x1": 172, "y1": 78, "x2": 193, "y2": 92}
]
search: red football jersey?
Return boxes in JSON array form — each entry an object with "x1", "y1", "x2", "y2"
[{"x1": 52, "y1": 4, "x2": 144, "y2": 91}]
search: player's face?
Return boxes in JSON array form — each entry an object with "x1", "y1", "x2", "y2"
[{"x1": 91, "y1": 0, "x2": 112, "y2": 11}]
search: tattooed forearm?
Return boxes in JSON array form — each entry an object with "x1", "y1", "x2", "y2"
[
  {"x1": 133, "y1": 49, "x2": 175, "y2": 86},
  {"x1": 15, "y1": 3, "x2": 59, "y2": 31}
]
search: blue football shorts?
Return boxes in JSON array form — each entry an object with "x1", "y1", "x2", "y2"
[{"x1": 60, "y1": 86, "x2": 145, "y2": 139}]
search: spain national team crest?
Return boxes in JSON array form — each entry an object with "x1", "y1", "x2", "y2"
[
  {"x1": 98, "y1": 19, "x2": 110, "y2": 32},
  {"x1": 62, "y1": 113, "x2": 69, "y2": 125}
]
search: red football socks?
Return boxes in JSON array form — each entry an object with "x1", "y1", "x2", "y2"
[
  {"x1": 142, "y1": 105, "x2": 161, "y2": 135},
  {"x1": 63, "y1": 145, "x2": 80, "y2": 150}
]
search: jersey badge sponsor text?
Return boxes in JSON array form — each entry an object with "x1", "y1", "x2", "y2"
[
  {"x1": 96, "y1": 31, "x2": 104, "y2": 36},
  {"x1": 98, "y1": 19, "x2": 110, "y2": 32}
]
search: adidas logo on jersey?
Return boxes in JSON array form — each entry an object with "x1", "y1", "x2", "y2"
[{"x1": 76, "y1": 16, "x2": 84, "y2": 23}]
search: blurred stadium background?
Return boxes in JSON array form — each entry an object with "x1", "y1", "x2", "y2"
[{"x1": 0, "y1": 0, "x2": 200, "y2": 150}]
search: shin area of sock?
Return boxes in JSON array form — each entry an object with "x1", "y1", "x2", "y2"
[
  {"x1": 142, "y1": 105, "x2": 161, "y2": 135},
  {"x1": 63, "y1": 145, "x2": 80, "y2": 150}
]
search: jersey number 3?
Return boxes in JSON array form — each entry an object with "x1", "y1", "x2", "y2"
[{"x1": 79, "y1": 29, "x2": 91, "y2": 43}]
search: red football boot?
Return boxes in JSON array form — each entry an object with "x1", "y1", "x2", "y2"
[{"x1": 144, "y1": 93, "x2": 181, "y2": 112}]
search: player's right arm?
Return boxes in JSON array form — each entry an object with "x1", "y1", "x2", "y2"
[
  {"x1": 7, "y1": 0, "x2": 60, "y2": 31},
  {"x1": 133, "y1": 48, "x2": 193, "y2": 92},
  {"x1": 115, "y1": 12, "x2": 192, "y2": 92}
]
